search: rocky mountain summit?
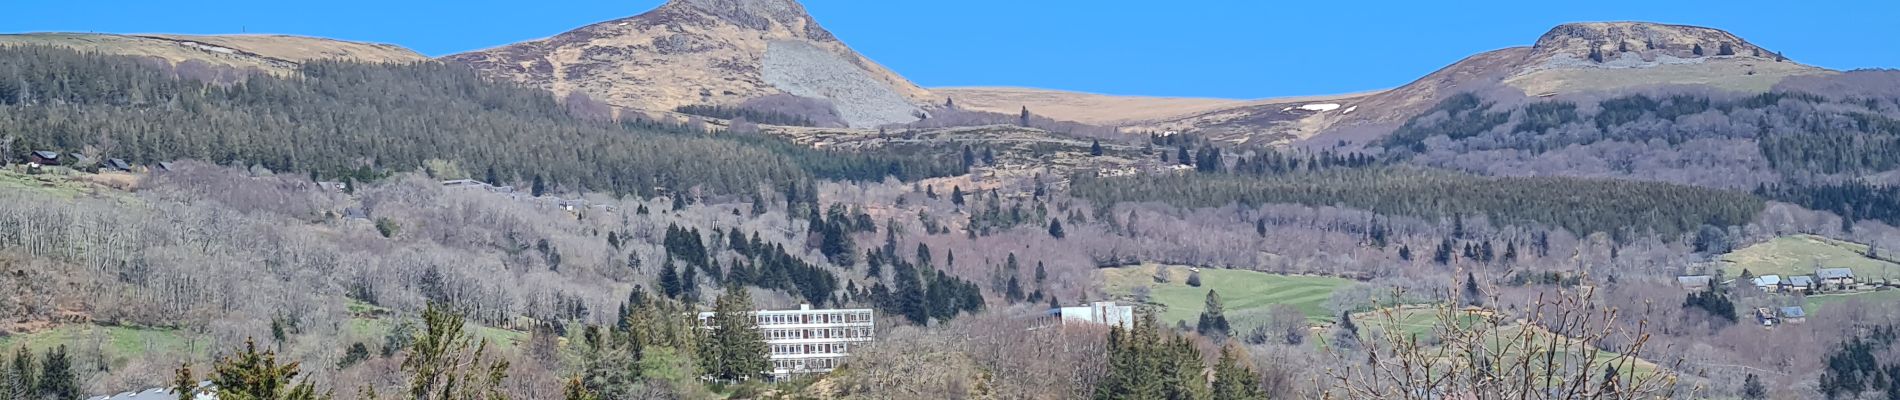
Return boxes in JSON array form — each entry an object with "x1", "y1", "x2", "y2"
[{"x1": 444, "y1": 0, "x2": 930, "y2": 127}]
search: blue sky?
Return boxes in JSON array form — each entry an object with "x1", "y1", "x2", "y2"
[{"x1": 5, "y1": 0, "x2": 1895, "y2": 99}]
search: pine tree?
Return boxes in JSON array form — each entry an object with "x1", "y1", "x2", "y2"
[
  {"x1": 1463, "y1": 272, "x2": 1484, "y2": 306},
  {"x1": 211, "y1": 339, "x2": 325, "y2": 400},
  {"x1": 36, "y1": 345, "x2": 77, "y2": 400},
  {"x1": 1048, "y1": 218, "x2": 1066, "y2": 239},
  {"x1": 950, "y1": 186, "x2": 965, "y2": 206},
  {"x1": 1741, "y1": 373, "x2": 1767, "y2": 399},
  {"x1": 1693, "y1": 43, "x2": 1705, "y2": 56},
  {"x1": 6, "y1": 346, "x2": 34, "y2": 400},
  {"x1": 403, "y1": 303, "x2": 512, "y2": 400},
  {"x1": 1019, "y1": 106, "x2": 1032, "y2": 127},
  {"x1": 1005, "y1": 275, "x2": 1025, "y2": 303},
  {"x1": 1719, "y1": 42, "x2": 1736, "y2": 56},
  {"x1": 1159, "y1": 335, "x2": 1210, "y2": 400},
  {"x1": 531, "y1": 174, "x2": 548, "y2": 197},
  {"x1": 895, "y1": 264, "x2": 928, "y2": 325},
  {"x1": 1090, "y1": 140, "x2": 1104, "y2": 156},
  {"x1": 1398, "y1": 245, "x2": 1413, "y2": 262},
  {"x1": 1433, "y1": 238, "x2": 1455, "y2": 265},
  {"x1": 1211, "y1": 345, "x2": 1267, "y2": 400},
  {"x1": 1096, "y1": 313, "x2": 1171, "y2": 400},
  {"x1": 1197, "y1": 290, "x2": 1231, "y2": 338},
  {"x1": 175, "y1": 363, "x2": 198, "y2": 400},
  {"x1": 658, "y1": 259, "x2": 682, "y2": 299},
  {"x1": 1034, "y1": 262, "x2": 1048, "y2": 285},
  {"x1": 705, "y1": 287, "x2": 770, "y2": 382},
  {"x1": 1600, "y1": 365, "x2": 1620, "y2": 395},
  {"x1": 680, "y1": 257, "x2": 700, "y2": 302},
  {"x1": 961, "y1": 145, "x2": 976, "y2": 171}
]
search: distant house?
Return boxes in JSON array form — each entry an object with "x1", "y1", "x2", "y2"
[
  {"x1": 1752, "y1": 275, "x2": 1785, "y2": 292},
  {"x1": 104, "y1": 158, "x2": 133, "y2": 172},
  {"x1": 1049, "y1": 301, "x2": 1135, "y2": 329},
  {"x1": 1779, "y1": 306, "x2": 1808, "y2": 324},
  {"x1": 29, "y1": 150, "x2": 60, "y2": 165},
  {"x1": 1677, "y1": 275, "x2": 1713, "y2": 290},
  {"x1": 66, "y1": 153, "x2": 94, "y2": 167},
  {"x1": 1754, "y1": 307, "x2": 1778, "y2": 326},
  {"x1": 1789, "y1": 275, "x2": 1816, "y2": 292},
  {"x1": 1817, "y1": 268, "x2": 1856, "y2": 287},
  {"x1": 154, "y1": 161, "x2": 176, "y2": 172},
  {"x1": 86, "y1": 381, "x2": 214, "y2": 400},
  {"x1": 317, "y1": 181, "x2": 347, "y2": 192}
]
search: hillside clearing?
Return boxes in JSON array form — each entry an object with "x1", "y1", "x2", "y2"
[
  {"x1": 1721, "y1": 235, "x2": 1899, "y2": 280},
  {"x1": 1099, "y1": 263, "x2": 1351, "y2": 330},
  {"x1": 0, "y1": 324, "x2": 207, "y2": 369},
  {"x1": 1805, "y1": 289, "x2": 1900, "y2": 312}
]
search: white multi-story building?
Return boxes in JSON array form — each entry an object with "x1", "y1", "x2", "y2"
[
  {"x1": 1051, "y1": 301, "x2": 1136, "y2": 328},
  {"x1": 698, "y1": 304, "x2": 875, "y2": 379}
]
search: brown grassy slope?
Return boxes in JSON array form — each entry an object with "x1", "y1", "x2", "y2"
[{"x1": 0, "y1": 33, "x2": 425, "y2": 76}]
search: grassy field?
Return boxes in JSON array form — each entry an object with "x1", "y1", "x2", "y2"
[
  {"x1": 1099, "y1": 263, "x2": 1351, "y2": 329},
  {"x1": 343, "y1": 316, "x2": 528, "y2": 349},
  {"x1": 1351, "y1": 306, "x2": 1665, "y2": 378},
  {"x1": 0, "y1": 312, "x2": 526, "y2": 371},
  {"x1": 0, "y1": 167, "x2": 103, "y2": 199},
  {"x1": 1720, "y1": 235, "x2": 1898, "y2": 280},
  {"x1": 0, "y1": 324, "x2": 207, "y2": 369},
  {"x1": 1805, "y1": 289, "x2": 1900, "y2": 313}
]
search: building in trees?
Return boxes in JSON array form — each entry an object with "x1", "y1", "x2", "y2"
[
  {"x1": 1048, "y1": 301, "x2": 1135, "y2": 328},
  {"x1": 697, "y1": 304, "x2": 875, "y2": 380},
  {"x1": 27, "y1": 151, "x2": 59, "y2": 166}
]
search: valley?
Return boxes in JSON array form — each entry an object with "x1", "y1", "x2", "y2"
[{"x1": 0, "y1": 1, "x2": 1897, "y2": 399}]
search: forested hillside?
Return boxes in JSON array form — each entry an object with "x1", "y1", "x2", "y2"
[
  {"x1": 1072, "y1": 168, "x2": 1764, "y2": 240},
  {"x1": 1386, "y1": 74, "x2": 1900, "y2": 189},
  {"x1": 5, "y1": 13, "x2": 1900, "y2": 399},
  {"x1": 0, "y1": 46, "x2": 958, "y2": 197}
]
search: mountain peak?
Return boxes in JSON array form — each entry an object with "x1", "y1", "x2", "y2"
[
  {"x1": 444, "y1": 0, "x2": 928, "y2": 128},
  {"x1": 1532, "y1": 22, "x2": 1776, "y2": 60},
  {"x1": 659, "y1": 0, "x2": 833, "y2": 41}
]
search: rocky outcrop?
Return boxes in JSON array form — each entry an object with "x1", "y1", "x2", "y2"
[{"x1": 443, "y1": 0, "x2": 929, "y2": 127}]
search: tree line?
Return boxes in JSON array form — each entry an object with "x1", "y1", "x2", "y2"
[
  {"x1": 0, "y1": 45, "x2": 957, "y2": 197},
  {"x1": 1757, "y1": 181, "x2": 1900, "y2": 228},
  {"x1": 0, "y1": 346, "x2": 78, "y2": 400},
  {"x1": 1071, "y1": 167, "x2": 1765, "y2": 241}
]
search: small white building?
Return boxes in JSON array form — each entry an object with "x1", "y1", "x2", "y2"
[
  {"x1": 88, "y1": 381, "x2": 214, "y2": 400},
  {"x1": 1752, "y1": 275, "x2": 1784, "y2": 291},
  {"x1": 698, "y1": 304, "x2": 874, "y2": 380},
  {"x1": 1051, "y1": 301, "x2": 1135, "y2": 328}
]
